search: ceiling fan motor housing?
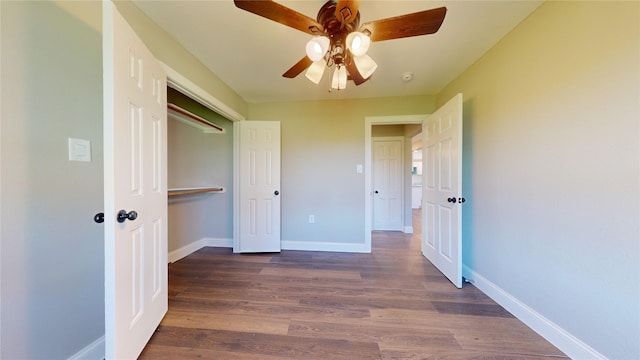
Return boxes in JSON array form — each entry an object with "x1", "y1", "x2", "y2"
[{"x1": 317, "y1": 1, "x2": 360, "y2": 65}]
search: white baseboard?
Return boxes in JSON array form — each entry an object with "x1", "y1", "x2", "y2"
[
  {"x1": 168, "y1": 237, "x2": 233, "y2": 263},
  {"x1": 67, "y1": 335, "x2": 104, "y2": 360},
  {"x1": 171, "y1": 237, "x2": 369, "y2": 254},
  {"x1": 168, "y1": 238, "x2": 207, "y2": 263},
  {"x1": 462, "y1": 265, "x2": 607, "y2": 360},
  {"x1": 404, "y1": 226, "x2": 414, "y2": 234},
  {"x1": 281, "y1": 240, "x2": 370, "y2": 253},
  {"x1": 205, "y1": 237, "x2": 233, "y2": 248},
  {"x1": 168, "y1": 237, "x2": 368, "y2": 260}
]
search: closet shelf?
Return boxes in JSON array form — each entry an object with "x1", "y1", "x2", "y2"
[
  {"x1": 168, "y1": 187, "x2": 225, "y2": 196},
  {"x1": 168, "y1": 103, "x2": 225, "y2": 134}
]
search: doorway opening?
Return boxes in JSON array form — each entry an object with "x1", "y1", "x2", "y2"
[
  {"x1": 364, "y1": 115, "x2": 427, "y2": 252},
  {"x1": 165, "y1": 86, "x2": 234, "y2": 262}
]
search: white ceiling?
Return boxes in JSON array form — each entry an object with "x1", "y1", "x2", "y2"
[{"x1": 132, "y1": 0, "x2": 542, "y2": 103}]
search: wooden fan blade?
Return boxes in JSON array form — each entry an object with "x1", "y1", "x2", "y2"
[
  {"x1": 283, "y1": 56, "x2": 313, "y2": 78},
  {"x1": 336, "y1": 0, "x2": 360, "y2": 25},
  {"x1": 360, "y1": 7, "x2": 447, "y2": 42},
  {"x1": 234, "y1": 0, "x2": 323, "y2": 35}
]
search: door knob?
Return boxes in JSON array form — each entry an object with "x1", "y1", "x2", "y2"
[
  {"x1": 374, "y1": 190, "x2": 379, "y2": 194},
  {"x1": 447, "y1": 197, "x2": 456, "y2": 203},
  {"x1": 458, "y1": 197, "x2": 466, "y2": 203},
  {"x1": 94, "y1": 212, "x2": 104, "y2": 223},
  {"x1": 274, "y1": 190, "x2": 280, "y2": 196},
  {"x1": 117, "y1": 210, "x2": 138, "y2": 223}
]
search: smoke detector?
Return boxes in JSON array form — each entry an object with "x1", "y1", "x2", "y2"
[{"x1": 401, "y1": 72, "x2": 413, "y2": 82}]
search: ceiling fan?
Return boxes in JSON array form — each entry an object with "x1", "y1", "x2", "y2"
[{"x1": 234, "y1": 0, "x2": 447, "y2": 90}]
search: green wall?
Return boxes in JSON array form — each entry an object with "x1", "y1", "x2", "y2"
[
  {"x1": 1, "y1": 1, "x2": 104, "y2": 358},
  {"x1": 248, "y1": 96, "x2": 436, "y2": 246},
  {"x1": 438, "y1": 1, "x2": 639, "y2": 358}
]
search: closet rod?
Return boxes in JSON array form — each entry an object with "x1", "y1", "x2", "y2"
[
  {"x1": 168, "y1": 103, "x2": 224, "y2": 132},
  {"x1": 168, "y1": 187, "x2": 224, "y2": 196}
]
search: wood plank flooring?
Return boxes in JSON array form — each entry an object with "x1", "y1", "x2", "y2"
[{"x1": 140, "y1": 210, "x2": 567, "y2": 359}]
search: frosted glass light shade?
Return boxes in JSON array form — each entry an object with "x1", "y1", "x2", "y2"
[
  {"x1": 331, "y1": 66, "x2": 347, "y2": 90},
  {"x1": 305, "y1": 59, "x2": 326, "y2": 84},
  {"x1": 346, "y1": 31, "x2": 371, "y2": 57},
  {"x1": 305, "y1": 36, "x2": 330, "y2": 62},
  {"x1": 354, "y1": 55, "x2": 378, "y2": 79}
]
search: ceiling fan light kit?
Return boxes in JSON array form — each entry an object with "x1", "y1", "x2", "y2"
[
  {"x1": 354, "y1": 54, "x2": 377, "y2": 80},
  {"x1": 234, "y1": 0, "x2": 447, "y2": 91},
  {"x1": 306, "y1": 36, "x2": 331, "y2": 62},
  {"x1": 331, "y1": 64, "x2": 348, "y2": 90},
  {"x1": 346, "y1": 31, "x2": 370, "y2": 57},
  {"x1": 305, "y1": 59, "x2": 327, "y2": 84}
]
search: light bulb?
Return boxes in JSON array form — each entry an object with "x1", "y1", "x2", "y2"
[
  {"x1": 346, "y1": 32, "x2": 371, "y2": 57},
  {"x1": 305, "y1": 36, "x2": 330, "y2": 62},
  {"x1": 352, "y1": 36, "x2": 361, "y2": 50}
]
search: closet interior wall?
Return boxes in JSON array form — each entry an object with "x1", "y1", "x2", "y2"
[{"x1": 167, "y1": 87, "x2": 234, "y2": 254}]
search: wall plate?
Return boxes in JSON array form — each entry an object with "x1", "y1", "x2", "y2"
[{"x1": 68, "y1": 138, "x2": 91, "y2": 162}]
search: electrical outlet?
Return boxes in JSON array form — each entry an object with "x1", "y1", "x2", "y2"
[{"x1": 308, "y1": 215, "x2": 315, "y2": 223}]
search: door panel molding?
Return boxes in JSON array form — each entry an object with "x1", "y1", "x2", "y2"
[
  {"x1": 422, "y1": 93, "x2": 463, "y2": 288},
  {"x1": 235, "y1": 121, "x2": 281, "y2": 253},
  {"x1": 372, "y1": 136, "x2": 404, "y2": 231},
  {"x1": 103, "y1": 2, "x2": 168, "y2": 358}
]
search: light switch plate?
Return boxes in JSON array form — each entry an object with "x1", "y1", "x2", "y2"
[
  {"x1": 68, "y1": 138, "x2": 91, "y2": 162},
  {"x1": 356, "y1": 164, "x2": 363, "y2": 173}
]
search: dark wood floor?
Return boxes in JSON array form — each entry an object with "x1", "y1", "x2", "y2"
[{"x1": 140, "y1": 211, "x2": 567, "y2": 359}]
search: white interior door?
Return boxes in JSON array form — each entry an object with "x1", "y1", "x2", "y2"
[
  {"x1": 372, "y1": 138, "x2": 404, "y2": 231},
  {"x1": 236, "y1": 121, "x2": 281, "y2": 253},
  {"x1": 422, "y1": 93, "x2": 463, "y2": 288},
  {"x1": 103, "y1": 1, "x2": 168, "y2": 358}
]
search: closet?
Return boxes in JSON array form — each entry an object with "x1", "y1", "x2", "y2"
[{"x1": 167, "y1": 87, "x2": 234, "y2": 259}]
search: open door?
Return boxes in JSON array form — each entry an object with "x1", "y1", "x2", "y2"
[
  {"x1": 103, "y1": 1, "x2": 168, "y2": 358},
  {"x1": 422, "y1": 93, "x2": 463, "y2": 288}
]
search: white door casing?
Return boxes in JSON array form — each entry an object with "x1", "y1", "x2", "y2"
[
  {"x1": 422, "y1": 93, "x2": 463, "y2": 288},
  {"x1": 235, "y1": 121, "x2": 281, "y2": 253},
  {"x1": 372, "y1": 137, "x2": 404, "y2": 231},
  {"x1": 103, "y1": 1, "x2": 168, "y2": 358},
  {"x1": 364, "y1": 115, "x2": 425, "y2": 252}
]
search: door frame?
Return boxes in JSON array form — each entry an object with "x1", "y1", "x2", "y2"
[
  {"x1": 364, "y1": 115, "x2": 427, "y2": 252},
  {"x1": 160, "y1": 63, "x2": 245, "y2": 251},
  {"x1": 161, "y1": 64, "x2": 244, "y2": 124}
]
